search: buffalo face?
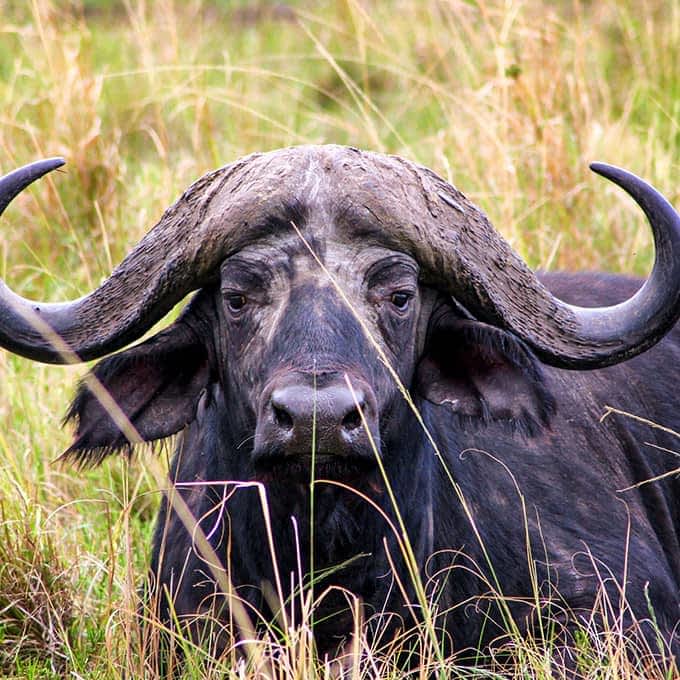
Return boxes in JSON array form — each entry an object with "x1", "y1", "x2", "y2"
[
  {"x1": 217, "y1": 232, "x2": 426, "y2": 482},
  {"x1": 62, "y1": 226, "x2": 555, "y2": 479}
]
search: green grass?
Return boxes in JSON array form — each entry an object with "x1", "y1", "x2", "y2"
[{"x1": 0, "y1": 0, "x2": 679, "y2": 677}]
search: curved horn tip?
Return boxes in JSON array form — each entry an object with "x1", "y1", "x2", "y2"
[
  {"x1": 587, "y1": 162, "x2": 663, "y2": 198},
  {"x1": 23, "y1": 156, "x2": 67, "y2": 178},
  {"x1": 589, "y1": 161, "x2": 629, "y2": 182},
  {"x1": 588, "y1": 162, "x2": 679, "y2": 219},
  {"x1": 0, "y1": 157, "x2": 66, "y2": 216},
  {"x1": 38, "y1": 156, "x2": 66, "y2": 172},
  {"x1": 1, "y1": 157, "x2": 66, "y2": 180}
]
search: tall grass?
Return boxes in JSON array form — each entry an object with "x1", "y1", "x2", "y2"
[{"x1": 0, "y1": 0, "x2": 678, "y2": 677}]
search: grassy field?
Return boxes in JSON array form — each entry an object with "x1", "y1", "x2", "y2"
[{"x1": 0, "y1": 0, "x2": 678, "y2": 677}]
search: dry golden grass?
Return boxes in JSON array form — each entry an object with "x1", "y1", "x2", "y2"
[{"x1": 0, "y1": 0, "x2": 678, "y2": 677}]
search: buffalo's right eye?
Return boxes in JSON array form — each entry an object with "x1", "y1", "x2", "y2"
[{"x1": 226, "y1": 294, "x2": 247, "y2": 312}]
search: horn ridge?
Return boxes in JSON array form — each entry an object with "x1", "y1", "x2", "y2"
[{"x1": 0, "y1": 158, "x2": 230, "y2": 363}]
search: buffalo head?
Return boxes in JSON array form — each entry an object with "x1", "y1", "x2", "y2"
[{"x1": 1, "y1": 147, "x2": 680, "y2": 481}]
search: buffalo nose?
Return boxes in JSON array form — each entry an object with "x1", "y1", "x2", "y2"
[
  {"x1": 270, "y1": 383, "x2": 368, "y2": 438},
  {"x1": 260, "y1": 377, "x2": 378, "y2": 456}
]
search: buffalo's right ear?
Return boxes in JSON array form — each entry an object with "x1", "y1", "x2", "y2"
[{"x1": 62, "y1": 322, "x2": 211, "y2": 466}]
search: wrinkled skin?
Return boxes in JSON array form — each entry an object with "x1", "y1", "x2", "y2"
[{"x1": 67, "y1": 207, "x2": 680, "y2": 667}]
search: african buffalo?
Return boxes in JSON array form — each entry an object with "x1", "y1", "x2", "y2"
[{"x1": 1, "y1": 147, "x2": 679, "y2": 670}]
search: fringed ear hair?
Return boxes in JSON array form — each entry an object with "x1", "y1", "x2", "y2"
[{"x1": 62, "y1": 323, "x2": 210, "y2": 467}]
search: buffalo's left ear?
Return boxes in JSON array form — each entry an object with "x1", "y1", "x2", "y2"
[{"x1": 414, "y1": 317, "x2": 555, "y2": 432}]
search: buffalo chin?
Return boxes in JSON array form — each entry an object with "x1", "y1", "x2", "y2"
[{"x1": 252, "y1": 452, "x2": 378, "y2": 484}]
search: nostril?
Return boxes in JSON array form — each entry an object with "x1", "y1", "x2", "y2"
[
  {"x1": 273, "y1": 404, "x2": 294, "y2": 430},
  {"x1": 342, "y1": 406, "x2": 363, "y2": 431}
]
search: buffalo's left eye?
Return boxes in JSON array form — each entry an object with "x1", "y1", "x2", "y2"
[
  {"x1": 390, "y1": 292, "x2": 412, "y2": 310},
  {"x1": 226, "y1": 294, "x2": 247, "y2": 312}
]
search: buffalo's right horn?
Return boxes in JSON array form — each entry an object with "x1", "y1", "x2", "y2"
[{"x1": 0, "y1": 157, "x2": 233, "y2": 363}]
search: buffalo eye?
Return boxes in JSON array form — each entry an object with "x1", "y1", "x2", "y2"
[
  {"x1": 390, "y1": 291, "x2": 412, "y2": 310},
  {"x1": 225, "y1": 293, "x2": 247, "y2": 313}
]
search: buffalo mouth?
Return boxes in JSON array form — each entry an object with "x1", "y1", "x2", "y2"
[{"x1": 252, "y1": 451, "x2": 378, "y2": 484}]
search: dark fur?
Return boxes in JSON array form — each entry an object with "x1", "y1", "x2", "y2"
[{"x1": 65, "y1": 270, "x2": 680, "y2": 668}]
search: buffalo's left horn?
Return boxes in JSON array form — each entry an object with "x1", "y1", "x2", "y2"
[
  {"x1": 405, "y1": 162, "x2": 680, "y2": 369},
  {"x1": 328, "y1": 148, "x2": 680, "y2": 369}
]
